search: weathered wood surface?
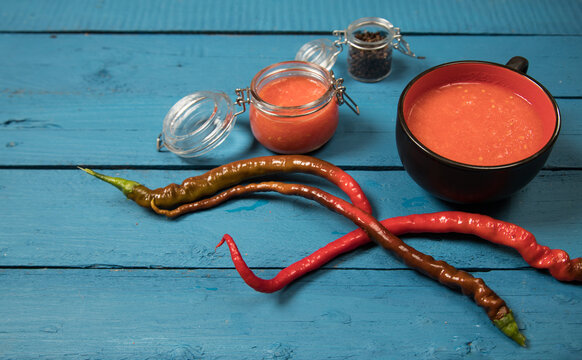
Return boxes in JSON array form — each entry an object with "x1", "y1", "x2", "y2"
[
  {"x1": 1, "y1": 1, "x2": 581, "y2": 359},
  {"x1": 2, "y1": 0, "x2": 581, "y2": 35},
  {"x1": 2, "y1": 268, "x2": 581, "y2": 359}
]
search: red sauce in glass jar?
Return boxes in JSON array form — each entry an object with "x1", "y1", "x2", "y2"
[
  {"x1": 249, "y1": 62, "x2": 339, "y2": 154},
  {"x1": 158, "y1": 61, "x2": 356, "y2": 157}
]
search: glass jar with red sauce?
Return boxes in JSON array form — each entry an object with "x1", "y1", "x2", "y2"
[
  {"x1": 157, "y1": 61, "x2": 358, "y2": 157},
  {"x1": 249, "y1": 61, "x2": 354, "y2": 154}
]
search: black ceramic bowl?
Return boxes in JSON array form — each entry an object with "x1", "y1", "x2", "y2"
[{"x1": 396, "y1": 57, "x2": 561, "y2": 203}]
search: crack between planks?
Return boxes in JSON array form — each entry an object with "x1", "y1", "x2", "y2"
[
  {"x1": 0, "y1": 164, "x2": 406, "y2": 171},
  {"x1": 0, "y1": 265, "x2": 532, "y2": 273},
  {"x1": 2, "y1": 165, "x2": 582, "y2": 172},
  {"x1": 0, "y1": 30, "x2": 578, "y2": 37}
]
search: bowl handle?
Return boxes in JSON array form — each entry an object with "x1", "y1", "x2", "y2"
[{"x1": 505, "y1": 56, "x2": 529, "y2": 74}]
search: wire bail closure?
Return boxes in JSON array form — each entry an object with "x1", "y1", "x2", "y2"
[
  {"x1": 391, "y1": 32, "x2": 424, "y2": 59},
  {"x1": 234, "y1": 72, "x2": 359, "y2": 117},
  {"x1": 331, "y1": 71, "x2": 359, "y2": 115},
  {"x1": 156, "y1": 132, "x2": 164, "y2": 151},
  {"x1": 342, "y1": 18, "x2": 423, "y2": 59},
  {"x1": 234, "y1": 87, "x2": 250, "y2": 117}
]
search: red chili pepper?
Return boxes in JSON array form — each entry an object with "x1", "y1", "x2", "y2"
[
  {"x1": 153, "y1": 186, "x2": 581, "y2": 283},
  {"x1": 382, "y1": 212, "x2": 582, "y2": 282},
  {"x1": 153, "y1": 181, "x2": 526, "y2": 346}
]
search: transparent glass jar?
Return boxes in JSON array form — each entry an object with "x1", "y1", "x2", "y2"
[
  {"x1": 250, "y1": 61, "x2": 348, "y2": 154},
  {"x1": 295, "y1": 17, "x2": 423, "y2": 82},
  {"x1": 345, "y1": 17, "x2": 398, "y2": 82},
  {"x1": 157, "y1": 61, "x2": 358, "y2": 157}
]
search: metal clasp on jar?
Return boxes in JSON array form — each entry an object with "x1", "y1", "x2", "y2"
[
  {"x1": 234, "y1": 87, "x2": 250, "y2": 116},
  {"x1": 331, "y1": 72, "x2": 359, "y2": 115},
  {"x1": 235, "y1": 73, "x2": 359, "y2": 117}
]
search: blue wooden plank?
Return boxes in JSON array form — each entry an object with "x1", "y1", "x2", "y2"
[
  {"x1": 1, "y1": 169, "x2": 581, "y2": 271},
  {"x1": 0, "y1": 268, "x2": 580, "y2": 359},
  {"x1": 1, "y1": 0, "x2": 581, "y2": 35},
  {"x1": 1, "y1": 34, "x2": 581, "y2": 167},
  {"x1": 1, "y1": 98, "x2": 580, "y2": 168},
  {"x1": 1, "y1": 34, "x2": 579, "y2": 100},
  {"x1": 1, "y1": 1, "x2": 580, "y2": 359}
]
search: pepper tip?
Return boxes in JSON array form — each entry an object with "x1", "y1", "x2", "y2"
[
  {"x1": 79, "y1": 166, "x2": 141, "y2": 197},
  {"x1": 215, "y1": 235, "x2": 228, "y2": 251},
  {"x1": 78, "y1": 166, "x2": 96, "y2": 176},
  {"x1": 493, "y1": 311, "x2": 527, "y2": 347}
]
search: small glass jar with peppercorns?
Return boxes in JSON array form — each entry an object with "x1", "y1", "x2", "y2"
[{"x1": 296, "y1": 17, "x2": 423, "y2": 82}]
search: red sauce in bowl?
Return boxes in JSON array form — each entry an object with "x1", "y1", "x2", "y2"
[{"x1": 406, "y1": 82, "x2": 546, "y2": 166}]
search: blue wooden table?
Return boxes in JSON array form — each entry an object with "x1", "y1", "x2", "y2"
[{"x1": 1, "y1": 1, "x2": 581, "y2": 358}]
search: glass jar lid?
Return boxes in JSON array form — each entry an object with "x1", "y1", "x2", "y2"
[
  {"x1": 295, "y1": 38, "x2": 342, "y2": 71},
  {"x1": 157, "y1": 91, "x2": 236, "y2": 158},
  {"x1": 346, "y1": 17, "x2": 397, "y2": 50}
]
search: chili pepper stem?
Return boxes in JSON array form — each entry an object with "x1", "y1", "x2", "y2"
[
  {"x1": 79, "y1": 167, "x2": 141, "y2": 197},
  {"x1": 494, "y1": 312, "x2": 527, "y2": 347}
]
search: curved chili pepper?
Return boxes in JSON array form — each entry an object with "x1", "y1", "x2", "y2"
[
  {"x1": 382, "y1": 212, "x2": 582, "y2": 282},
  {"x1": 79, "y1": 155, "x2": 372, "y2": 213},
  {"x1": 153, "y1": 181, "x2": 525, "y2": 346},
  {"x1": 153, "y1": 185, "x2": 582, "y2": 283}
]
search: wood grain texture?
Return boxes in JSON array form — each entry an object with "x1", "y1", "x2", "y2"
[
  {"x1": 2, "y1": 1, "x2": 581, "y2": 358},
  {"x1": 1, "y1": 0, "x2": 581, "y2": 35},
  {"x1": 1, "y1": 268, "x2": 581, "y2": 359}
]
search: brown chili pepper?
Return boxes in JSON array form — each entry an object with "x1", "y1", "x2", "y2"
[
  {"x1": 153, "y1": 185, "x2": 582, "y2": 283},
  {"x1": 80, "y1": 155, "x2": 372, "y2": 213},
  {"x1": 152, "y1": 181, "x2": 525, "y2": 346}
]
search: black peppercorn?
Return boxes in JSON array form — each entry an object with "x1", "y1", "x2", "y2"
[{"x1": 347, "y1": 31, "x2": 392, "y2": 82}]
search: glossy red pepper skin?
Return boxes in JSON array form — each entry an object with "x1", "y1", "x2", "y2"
[
  {"x1": 217, "y1": 215, "x2": 582, "y2": 293},
  {"x1": 154, "y1": 184, "x2": 581, "y2": 283},
  {"x1": 204, "y1": 182, "x2": 525, "y2": 346},
  {"x1": 384, "y1": 212, "x2": 582, "y2": 282},
  {"x1": 84, "y1": 158, "x2": 552, "y2": 346}
]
